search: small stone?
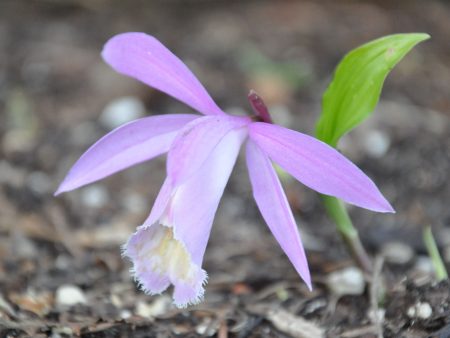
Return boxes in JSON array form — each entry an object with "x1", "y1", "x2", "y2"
[
  {"x1": 363, "y1": 129, "x2": 390, "y2": 158},
  {"x1": 367, "y1": 308, "x2": 385, "y2": 323},
  {"x1": 136, "y1": 296, "x2": 171, "y2": 318},
  {"x1": 326, "y1": 266, "x2": 365, "y2": 297},
  {"x1": 381, "y1": 241, "x2": 414, "y2": 265},
  {"x1": 147, "y1": 296, "x2": 172, "y2": 317},
  {"x1": 416, "y1": 302, "x2": 433, "y2": 319},
  {"x1": 120, "y1": 309, "x2": 132, "y2": 319},
  {"x1": 407, "y1": 305, "x2": 416, "y2": 318},
  {"x1": 110, "y1": 294, "x2": 122, "y2": 308},
  {"x1": 80, "y1": 186, "x2": 109, "y2": 209},
  {"x1": 70, "y1": 122, "x2": 98, "y2": 147},
  {"x1": 172, "y1": 324, "x2": 191, "y2": 335},
  {"x1": 414, "y1": 256, "x2": 434, "y2": 275},
  {"x1": 196, "y1": 317, "x2": 218, "y2": 336},
  {"x1": 55, "y1": 254, "x2": 72, "y2": 270},
  {"x1": 55, "y1": 285, "x2": 87, "y2": 306},
  {"x1": 0, "y1": 160, "x2": 26, "y2": 187},
  {"x1": 136, "y1": 300, "x2": 153, "y2": 318},
  {"x1": 11, "y1": 231, "x2": 36, "y2": 259},
  {"x1": 122, "y1": 193, "x2": 147, "y2": 214},
  {"x1": 27, "y1": 171, "x2": 52, "y2": 195},
  {"x1": 100, "y1": 96, "x2": 146, "y2": 130},
  {"x1": 407, "y1": 302, "x2": 432, "y2": 319},
  {"x1": 2, "y1": 129, "x2": 36, "y2": 154}
]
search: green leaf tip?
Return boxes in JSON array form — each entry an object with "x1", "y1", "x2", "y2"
[{"x1": 315, "y1": 33, "x2": 430, "y2": 147}]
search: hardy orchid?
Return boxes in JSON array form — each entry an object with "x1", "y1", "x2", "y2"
[{"x1": 56, "y1": 33, "x2": 394, "y2": 307}]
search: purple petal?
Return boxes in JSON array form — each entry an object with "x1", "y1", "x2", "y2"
[
  {"x1": 56, "y1": 114, "x2": 197, "y2": 195},
  {"x1": 246, "y1": 139, "x2": 311, "y2": 289},
  {"x1": 168, "y1": 128, "x2": 246, "y2": 264},
  {"x1": 167, "y1": 115, "x2": 250, "y2": 186},
  {"x1": 125, "y1": 128, "x2": 246, "y2": 307},
  {"x1": 144, "y1": 177, "x2": 173, "y2": 226},
  {"x1": 102, "y1": 33, "x2": 224, "y2": 116},
  {"x1": 249, "y1": 122, "x2": 394, "y2": 213}
]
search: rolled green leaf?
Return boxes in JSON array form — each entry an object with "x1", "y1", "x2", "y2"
[{"x1": 315, "y1": 33, "x2": 430, "y2": 147}]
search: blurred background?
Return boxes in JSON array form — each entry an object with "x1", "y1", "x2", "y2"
[{"x1": 0, "y1": 1, "x2": 449, "y2": 337}]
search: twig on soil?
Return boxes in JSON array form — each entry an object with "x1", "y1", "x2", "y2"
[
  {"x1": 45, "y1": 204, "x2": 83, "y2": 258},
  {"x1": 247, "y1": 304, "x2": 325, "y2": 338},
  {"x1": 340, "y1": 325, "x2": 380, "y2": 338},
  {"x1": 369, "y1": 256, "x2": 385, "y2": 338},
  {"x1": 218, "y1": 319, "x2": 228, "y2": 338}
]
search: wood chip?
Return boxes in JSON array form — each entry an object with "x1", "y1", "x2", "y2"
[{"x1": 248, "y1": 304, "x2": 324, "y2": 338}]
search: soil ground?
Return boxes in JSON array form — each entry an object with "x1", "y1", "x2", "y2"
[{"x1": 0, "y1": 1, "x2": 449, "y2": 337}]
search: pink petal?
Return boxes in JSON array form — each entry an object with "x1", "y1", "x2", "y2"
[
  {"x1": 249, "y1": 122, "x2": 394, "y2": 213},
  {"x1": 55, "y1": 114, "x2": 197, "y2": 195},
  {"x1": 167, "y1": 115, "x2": 250, "y2": 186},
  {"x1": 125, "y1": 128, "x2": 246, "y2": 307},
  {"x1": 102, "y1": 33, "x2": 224, "y2": 116},
  {"x1": 167, "y1": 127, "x2": 246, "y2": 264},
  {"x1": 144, "y1": 177, "x2": 173, "y2": 226},
  {"x1": 246, "y1": 139, "x2": 311, "y2": 289}
]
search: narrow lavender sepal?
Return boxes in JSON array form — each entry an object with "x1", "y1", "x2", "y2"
[
  {"x1": 102, "y1": 33, "x2": 224, "y2": 116},
  {"x1": 55, "y1": 114, "x2": 197, "y2": 195},
  {"x1": 167, "y1": 115, "x2": 250, "y2": 187},
  {"x1": 249, "y1": 122, "x2": 394, "y2": 213},
  {"x1": 246, "y1": 139, "x2": 312, "y2": 289}
]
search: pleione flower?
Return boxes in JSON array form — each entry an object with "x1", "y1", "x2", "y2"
[{"x1": 56, "y1": 32, "x2": 394, "y2": 307}]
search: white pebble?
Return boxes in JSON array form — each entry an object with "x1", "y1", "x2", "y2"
[
  {"x1": 80, "y1": 186, "x2": 109, "y2": 208},
  {"x1": 56, "y1": 285, "x2": 87, "y2": 306},
  {"x1": 367, "y1": 308, "x2": 385, "y2": 323},
  {"x1": 326, "y1": 266, "x2": 365, "y2": 296},
  {"x1": 136, "y1": 296, "x2": 171, "y2": 318},
  {"x1": 407, "y1": 302, "x2": 432, "y2": 319},
  {"x1": 27, "y1": 171, "x2": 52, "y2": 194},
  {"x1": 120, "y1": 309, "x2": 132, "y2": 319},
  {"x1": 100, "y1": 96, "x2": 146, "y2": 130},
  {"x1": 416, "y1": 302, "x2": 433, "y2": 319},
  {"x1": 407, "y1": 306, "x2": 416, "y2": 318},
  {"x1": 122, "y1": 193, "x2": 147, "y2": 214},
  {"x1": 364, "y1": 129, "x2": 390, "y2": 158},
  {"x1": 414, "y1": 256, "x2": 434, "y2": 274},
  {"x1": 381, "y1": 242, "x2": 414, "y2": 265},
  {"x1": 136, "y1": 300, "x2": 153, "y2": 318}
]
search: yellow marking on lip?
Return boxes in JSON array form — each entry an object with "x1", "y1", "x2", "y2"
[{"x1": 139, "y1": 225, "x2": 196, "y2": 284}]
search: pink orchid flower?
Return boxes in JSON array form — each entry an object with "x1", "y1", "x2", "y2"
[{"x1": 56, "y1": 33, "x2": 394, "y2": 307}]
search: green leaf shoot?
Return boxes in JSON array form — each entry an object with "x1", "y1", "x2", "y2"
[
  {"x1": 423, "y1": 225, "x2": 448, "y2": 281},
  {"x1": 315, "y1": 33, "x2": 430, "y2": 147}
]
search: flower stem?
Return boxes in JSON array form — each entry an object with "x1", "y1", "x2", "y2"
[
  {"x1": 321, "y1": 195, "x2": 373, "y2": 274},
  {"x1": 423, "y1": 225, "x2": 448, "y2": 281}
]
